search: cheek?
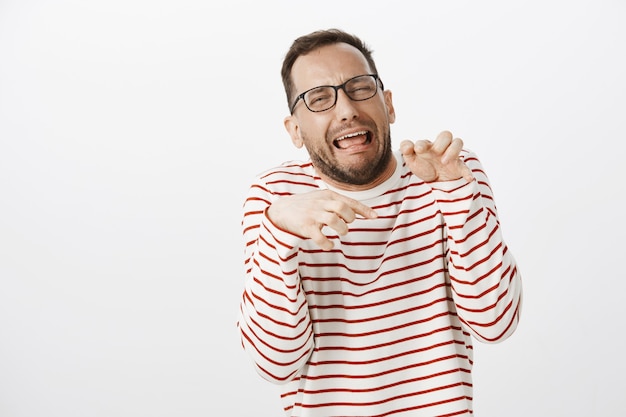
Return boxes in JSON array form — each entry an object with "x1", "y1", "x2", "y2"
[{"x1": 300, "y1": 118, "x2": 329, "y2": 141}]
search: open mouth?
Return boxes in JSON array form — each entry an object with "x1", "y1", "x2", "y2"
[{"x1": 333, "y1": 131, "x2": 371, "y2": 149}]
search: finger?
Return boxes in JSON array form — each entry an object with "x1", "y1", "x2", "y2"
[
  {"x1": 331, "y1": 193, "x2": 378, "y2": 220},
  {"x1": 308, "y1": 227, "x2": 334, "y2": 251},
  {"x1": 412, "y1": 139, "x2": 432, "y2": 154},
  {"x1": 436, "y1": 130, "x2": 453, "y2": 142},
  {"x1": 441, "y1": 137, "x2": 464, "y2": 164},
  {"x1": 431, "y1": 131, "x2": 453, "y2": 155},
  {"x1": 399, "y1": 140, "x2": 415, "y2": 156},
  {"x1": 325, "y1": 200, "x2": 357, "y2": 224},
  {"x1": 317, "y1": 209, "x2": 350, "y2": 236}
]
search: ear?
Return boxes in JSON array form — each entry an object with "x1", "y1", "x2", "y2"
[
  {"x1": 384, "y1": 90, "x2": 396, "y2": 124},
  {"x1": 284, "y1": 115, "x2": 304, "y2": 148}
]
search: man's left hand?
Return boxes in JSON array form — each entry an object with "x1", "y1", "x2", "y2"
[{"x1": 400, "y1": 130, "x2": 474, "y2": 183}]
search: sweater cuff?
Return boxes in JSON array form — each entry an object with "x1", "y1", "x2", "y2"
[
  {"x1": 428, "y1": 179, "x2": 478, "y2": 229},
  {"x1": 260, "y1": 208, "x2": 302, "y2": 257},
  {"x1": 429, "y1": 177, "x2": 474, "y2": 194}
]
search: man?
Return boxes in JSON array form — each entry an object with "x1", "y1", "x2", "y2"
[{"x1": 238, "y1": 28, "x2": 522, "y2": 417}]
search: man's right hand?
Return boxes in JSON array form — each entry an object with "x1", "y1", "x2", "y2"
[{"x1": 267, "y1": 190, "x2": 378, "y2": 251}]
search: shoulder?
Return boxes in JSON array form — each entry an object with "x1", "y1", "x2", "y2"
[{"x1": 251, "y1": 160, "x2": 320, "y2": 196}]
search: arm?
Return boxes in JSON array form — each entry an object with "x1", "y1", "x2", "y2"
[
  {"x1": 400, "y1": 131, "x2": 522, "y2": 343},
  {"x1": 430, "y1": 154, "x2": 522, "y2": 343},
  {"x1": 237, "y1": 183, "x2": 314, "y2": 383},
  {"x1": 237, "y1": 181, "x2": 377, "y2": 383}
]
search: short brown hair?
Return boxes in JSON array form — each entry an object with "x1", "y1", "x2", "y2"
[{"x1": 281, "y1": 28, "x2": 379, "y2": 110}]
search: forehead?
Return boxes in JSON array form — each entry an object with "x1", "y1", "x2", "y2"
[{"x1": 291, "y1": 43, "x2": 372, "y2": 91}]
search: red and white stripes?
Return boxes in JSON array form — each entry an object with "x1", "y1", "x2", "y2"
[{"x1": 238, "y1": 150, "x2": 522, "y2": 416}]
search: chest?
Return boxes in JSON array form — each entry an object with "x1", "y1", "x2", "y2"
[{"x1": 297, "y1": 188, "x2": 449, "y2": 308}]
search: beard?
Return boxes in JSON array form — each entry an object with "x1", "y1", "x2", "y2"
[{"x1": 303, "y1": 128, "x2": 394, "y2": 186}]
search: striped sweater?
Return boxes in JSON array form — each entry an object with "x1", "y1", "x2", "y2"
[{"x1": 238, "y1": 149, "x2": 522, "y2": 417}]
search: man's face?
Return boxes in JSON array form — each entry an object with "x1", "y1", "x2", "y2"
[{"x1": 284, "y1": 43, "x2": 396, "y2": 190}]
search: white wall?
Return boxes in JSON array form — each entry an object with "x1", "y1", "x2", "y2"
[{"x1": 1, "y1": 1, "x2": 624, "y2": 416}]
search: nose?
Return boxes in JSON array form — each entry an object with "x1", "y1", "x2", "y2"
[{"x1": 334, "y1": 88, "x2": 359, "y2": 121}]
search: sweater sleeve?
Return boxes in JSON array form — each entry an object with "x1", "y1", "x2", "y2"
[
  {"x1": 429, "y1": 151, "x2": 523, "y2": 343},
  {"x1": 237, "y1": 182, "x2": 314, "y2": 384}
]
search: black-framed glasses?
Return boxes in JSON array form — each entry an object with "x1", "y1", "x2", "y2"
[{"x1": 290, "y1": 74, "x2": 383, "y2": 114}]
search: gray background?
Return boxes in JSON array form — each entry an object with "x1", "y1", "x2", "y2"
[{"x1": 1, "y1": 1, "x2": 624, "y2": 416}]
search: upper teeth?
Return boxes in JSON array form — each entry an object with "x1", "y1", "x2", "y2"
[{"x1": 337, "y1": 131, "x2": 367, "y2": 141}]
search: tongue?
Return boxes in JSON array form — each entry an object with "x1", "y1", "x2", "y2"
[{"x1": 336, "y1": 134, "x2": 367, "y2": 149}]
